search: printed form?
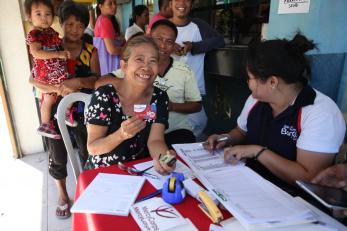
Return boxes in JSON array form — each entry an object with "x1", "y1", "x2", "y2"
[{"x1": 173, "y1": 143, "x2": 316, "y2": 230}]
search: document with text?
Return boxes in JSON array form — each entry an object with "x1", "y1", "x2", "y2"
[
  {"x1": 173, "y1": 143, "x2": 317, "y2": 230},
  {"x1": 71, "y1": 173, "x2": 145, "y2": 216}
]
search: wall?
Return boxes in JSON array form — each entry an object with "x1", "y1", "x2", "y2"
[
  {"x1": 267, "y1": 0, "x2": 347, "y2": 111},
  {"x1": 0, "y1": 1, "x2": 44, "y2": 154}
]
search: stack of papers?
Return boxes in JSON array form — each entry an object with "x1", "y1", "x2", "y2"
[
  {"x1": 71, "y1": 173, "x2": 145, "y2": 216},
  {"x1": 173, "y1": 143, "x2": 317, "y2": 230},
  {"x1": 131, "y1": 197, "x2": 197, "y2": 231}
]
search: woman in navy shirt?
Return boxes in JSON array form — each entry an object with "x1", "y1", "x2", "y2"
[{"x1": 205, "y1": 33, "x2": 345, "y2": 194}]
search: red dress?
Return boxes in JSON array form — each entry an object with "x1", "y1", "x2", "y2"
[{"x1": 26, "y1": 27, "x2": 68, "y2": 84}]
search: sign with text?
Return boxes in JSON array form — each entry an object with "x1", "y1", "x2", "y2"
[{"x1": 278, "y1": 0, "x2": 310, "y2": 14}]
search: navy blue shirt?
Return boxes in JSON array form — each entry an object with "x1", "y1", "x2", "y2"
[{"x1": 246, "y1": 84, "x2": 316, "y2": 194}]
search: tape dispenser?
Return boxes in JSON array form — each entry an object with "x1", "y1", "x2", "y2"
[{"x1": 162, "y1": 172, "x2": 186, "y2": 204}]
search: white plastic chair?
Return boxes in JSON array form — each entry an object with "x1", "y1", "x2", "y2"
[{"x1": 57, "y1": 92, "x2": 91, "y2": 182}]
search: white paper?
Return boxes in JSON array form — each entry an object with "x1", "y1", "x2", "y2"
[
  {"x1": 173, "y1": 142, "x2": 316, "y2": 230},
  {"x1": 221, "y1": 217, "x2": 336, "y2": 231},
  {"x1": 278, "y1": 0, "x2": 310, "y2": 14},
  {"x1": 131, "y1": 197, "x2": 187, "y2": 231},
  {"x1": 134, "y1": 160, "x2": 195, "y2": 189},
  {"x1": 71, "y1": 173, "x2": 145, "y2": 216},
  {"x1": 172, "y1": 143, "x2": 244, "y2": 174}
]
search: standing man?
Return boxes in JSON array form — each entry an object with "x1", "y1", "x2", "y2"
[{"x1": 170, "y1": 0, "x2": 225, "y2": 139}]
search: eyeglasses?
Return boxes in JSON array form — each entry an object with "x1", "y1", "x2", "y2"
[{"x1": 117, "y1": 162, "x2": 159, "y2": 179}]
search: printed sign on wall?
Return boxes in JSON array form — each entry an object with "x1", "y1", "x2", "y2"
[{"x1": 278, "y1": 0, "x2": 310, "y2": 14}]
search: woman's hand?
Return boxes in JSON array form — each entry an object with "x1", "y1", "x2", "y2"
[
  {"x1": 153, "y1": 150, "x2": 176, "y2": 175},
  {"x1": 224, "y1": 145, "x2": 263, "y2": 162},
  {"x1": 203, "y1": 134, "x2": 231, "y2": 152},
  {"x1": 119, "y1": 117, "x2": 146, "y2": 140},
  {"x1": 59, "y1": 78, "x2": 81, "y2": 96},
  {"x1": 312, "y1": 163, "x2": 347, "y2": 188}
]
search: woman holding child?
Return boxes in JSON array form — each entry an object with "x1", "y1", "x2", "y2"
[{"x1": 29, "y1": 0, "x2": 100, "y2": 219}]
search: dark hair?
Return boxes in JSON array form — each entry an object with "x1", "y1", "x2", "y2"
[
  {"x1": 130, "y1": 5, "x2": 148, "y2": 26},
  {"x1": 151, "y1": 19, "x2": 178, "y2": 38},
  {"x1": 159, "y1": 0, "x2": 170, "y2": 9},
  {"x1": 58, "y1": 1, "x2": 89, "y2": 28},
  {"x1": 24, "y1": 0, "x2": 54, "y2": 16},
  {"x1": 121, "y1": 35, "x2": 159, "y2": 62},
  {"x1": 96, "y1": 0, "x2": 121, "y2": 35},
  {"x1": 247, "y1": 32, "x2": 316, "y2": 84}
]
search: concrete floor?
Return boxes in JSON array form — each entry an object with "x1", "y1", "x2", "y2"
[{"x1": 0, "y1": 98, "x2": 75, "y2": 231}]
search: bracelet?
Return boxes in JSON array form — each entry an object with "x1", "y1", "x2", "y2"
[{"x1": 255, "y1": 147, "x2": 267, "y2": 160}]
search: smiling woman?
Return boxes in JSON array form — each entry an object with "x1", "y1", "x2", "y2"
[{"x1": 86, "y1": 35, "x2": 177, "y2": 175}]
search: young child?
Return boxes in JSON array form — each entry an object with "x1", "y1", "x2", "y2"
[{"x1": 25, "y1": 0, "x2": 71, "y2": 139}]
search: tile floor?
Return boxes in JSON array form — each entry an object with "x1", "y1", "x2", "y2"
[{"x1": 0, "y1": 98, "x2": 75, "y2": 231}]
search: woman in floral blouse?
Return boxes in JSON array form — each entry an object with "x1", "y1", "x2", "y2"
[{"x1": 86, "y1": 35, "x2": 175, "y2": 174}]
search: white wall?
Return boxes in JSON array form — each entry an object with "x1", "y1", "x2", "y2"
[{"x1": 0, "y1": 1, "x2": 44, "y2": 154}]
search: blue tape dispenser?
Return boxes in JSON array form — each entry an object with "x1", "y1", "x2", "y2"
[{"x1": 162, "y1": 172, "x2": 186, "y2": 204}]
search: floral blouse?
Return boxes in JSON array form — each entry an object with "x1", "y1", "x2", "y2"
[{"x1": 85, "y1": 84, "x2": 169, "y2": 169}]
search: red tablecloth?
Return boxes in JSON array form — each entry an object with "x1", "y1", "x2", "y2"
[{"x1": 72, "y1": 157, "x2": 231, "y2": 231}]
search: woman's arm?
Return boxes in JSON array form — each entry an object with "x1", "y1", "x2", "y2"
[
  {"x1": 59, "y1": 49, "x2": 101, "y2": 95},
  {"x1": 258, "y1": 148, "x2": 335, "y2": 184},
  {"x1": 103, "y1": 38, "x2": 122, "y2": 55},
  {"x1": 225, "y1": 145, "x2": 335, "y2": 185},
  {"x1": 147, "y1": 123, "x2": 175, "y2": 174},
  {"x1": 29, "y1": 74, "x2": 61, "y2": 94},
  {"x1": 169, "y1": 101, "x2": 201, "y2": 114}
]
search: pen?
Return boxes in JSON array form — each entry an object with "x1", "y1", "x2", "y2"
[
  {"x1": 202, "y1": 136, "x2": 232, "y2": 145},
  {"x1": 136, "y1": 189, "x2": 162, "y2": 202}
]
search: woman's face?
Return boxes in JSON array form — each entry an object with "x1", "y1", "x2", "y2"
[
  {"x1": 151, "y1": 25, "x2": 176, "y2": 60},
  {"x1": 62, "y1": 15, "x2": 85, "y2": 42},
  {"x1": 247, "y1": 69, "x2": 271, "y2": 101},
  {"x1": 137, "y1": 8, "x2": 149, "y2": 26},
  {"x1": 99, "y1": 0, "x2": 117, "y2": 17},
  {"x1": 121, "y1": 43, "x2": 159, "y2": 87}
]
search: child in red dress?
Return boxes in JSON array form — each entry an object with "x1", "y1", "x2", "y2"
[{"x1": 25, "y1": 0, "x2": 72, "y2": 139}]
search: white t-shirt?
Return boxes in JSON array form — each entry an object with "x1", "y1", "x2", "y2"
[
  {"x1": 172, "y1": 21, "x2": 205, "y2": 95},
  {"x1": 237, "y1": 90, "x2": 346, "y2": 153},
  {"x1": 125, "y1": 23, "x2": 144, "y2": 41},
  {"x1": 154, "y1": 60, "x2": 201, "y2": 133}
]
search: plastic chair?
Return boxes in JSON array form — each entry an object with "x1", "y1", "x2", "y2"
[{"x1": 57, "y1": 92, "x2": 91, "y2": 182}]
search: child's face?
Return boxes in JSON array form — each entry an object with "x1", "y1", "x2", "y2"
[
  {"x1": 170, "y1": 0, "x2": 193, "y2": 19},
  {"x1": 62, "y1": 15, "x2": 85, "y2": 42},
  {"x1": 29, "y1": 3, "x2": 53, "y2": 29}
]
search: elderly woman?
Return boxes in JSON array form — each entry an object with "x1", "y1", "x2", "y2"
[
  {"x1": 86, "y1": 35, "x2": 175, "y2": 175},
  {"x1": 205, "y1": 33, "x2": 346, "y2": 195}
]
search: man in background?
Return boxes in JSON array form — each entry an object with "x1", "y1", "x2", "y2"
[
  {"x1": 170, "y1": 0, "x2": 225, "y2": 139},
  {"x1": 146, "y1": 0, "x2": 173, "y2": 34}
]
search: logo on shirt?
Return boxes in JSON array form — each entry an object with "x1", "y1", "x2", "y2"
[{"x1": 280, "y1": 125, "x2": 298, "y2": 141}]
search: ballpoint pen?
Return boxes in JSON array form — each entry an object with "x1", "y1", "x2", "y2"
[
  {"x1": 136, "y1": 189, "x2": 162, "y2": 202},
  {"x1": 202, "y1": 136, "x2": 232, "y2": 146}
]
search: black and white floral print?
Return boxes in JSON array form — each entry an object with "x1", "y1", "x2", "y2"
[{"x1": 85, "y1": 84, "x2": 169, "y2": 169}]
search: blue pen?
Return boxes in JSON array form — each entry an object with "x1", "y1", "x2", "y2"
[{"x1": 136, "y1": 189, "x2": 162, "y2": 202}]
